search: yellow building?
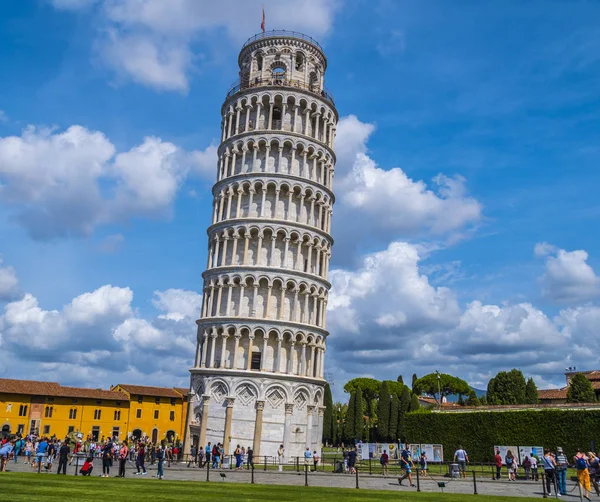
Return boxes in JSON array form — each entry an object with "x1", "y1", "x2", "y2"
[
  {"x1": 0, "y1": 379, "x2": 127, "y2": 441},
  {"x1": 0, "y1": 379, "x2": 188, "y2": 443},
  {"x1": 110, "y1": 384, "x2": 187, "y2": 444}
]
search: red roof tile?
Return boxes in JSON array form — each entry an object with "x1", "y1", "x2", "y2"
[
  {"x1": 0, "y1": 379, "x2": 126, "y2": 400},
  {"x1": 114, "y1": 384, "x2": 183, "y2": 399}
]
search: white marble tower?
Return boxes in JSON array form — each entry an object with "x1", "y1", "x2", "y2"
[{"x1": 183, "y1": 30, "x2": 337, "y2": 461}]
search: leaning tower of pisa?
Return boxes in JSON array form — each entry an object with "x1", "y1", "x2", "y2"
[{"x1": 183, "y1": 31, "x2": 337, "y2": 460}]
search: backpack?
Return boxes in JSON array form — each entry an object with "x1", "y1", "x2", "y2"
[
  {"x1": 506, "y1": 457, "x2": 513, "y2": 466},
  {"x1": 576, "y1": 456, "x2": 588, "y2": 470}
]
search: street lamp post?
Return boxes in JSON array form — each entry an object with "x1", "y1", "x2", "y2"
[{"x1": 436, "y1": 371, "x2": 441, "y2": 409}]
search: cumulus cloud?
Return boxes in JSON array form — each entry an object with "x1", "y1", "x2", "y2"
[
  {"x1": 0, "y1": 125, "x2": 216, "y2": 239},
  {"x1": 0, "y1": 280, "x2": 200, "y2": 386},
  {"x1": 0, "y1": 259, "x2": 19, "y2": 301},
  {"x1": 535, "y1": 243, "x2": 600, "y2": 303},
  {"x1": 53, "y1": 0, "x2": 341, "y2": 91}
]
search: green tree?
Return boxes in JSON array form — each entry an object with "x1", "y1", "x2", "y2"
[
  {"x1": 323, "y1": 383, "x2": 334, "y2": 444},
  {"x1": 397, "y1": 375, "x2": 404, "y2": 385},
  {"x1": 397, "y1": 386, "x2": 411, "y2": 441},
  {"x1": 457, "y1": 394, "x2": 465, "y2": 406},
  {"x1": 525, "y1": 378, "x2": 539, "y2": 404},
  {"x1": 409, "y1": 393, "x2": 421, "y2": 412},
  {"x1": 567, "y1": 374, "x2": 596, "y2": 403},
  {"x1": 344, "y1": 392, "x2": 356, "y2": 441},
  {"x1": 377, "y1": 381, "x2": 391, "y2": 441},
  {"x1": 466, "y1": 389, "x2": 480, "y2": 406},
  {"x1": 412, "y1": 373, "x2": 418, "y2": 389},
  {"x1": 354, "y1": 388, "x2": 365, "y2": 441},
  {"x1": 479, "y1": 395, "x2": 487, "y2": 406},
  {"x1": 487, "y1": 369, "x2": 527, "y2": 404},
  {"x1": 333, "y1": 402, "x2": 347, "y2": 445},
  {"x1": 412, "y1": 373, "x2": 470, "y2": 404},
  {"x1": 344, "y1": 377, "x2": 380, "y2": 419},
  {"x1": 389, "y1": 393, "x2": 400, "y2": 440}
]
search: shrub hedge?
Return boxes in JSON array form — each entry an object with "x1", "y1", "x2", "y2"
[{"x1": 405, "y1": 409, "x2": 600, "y2": 462}]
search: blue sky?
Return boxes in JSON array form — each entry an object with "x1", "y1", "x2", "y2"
[{"x1": 1, "y1": 0, "x2": 599, "y2": 399}]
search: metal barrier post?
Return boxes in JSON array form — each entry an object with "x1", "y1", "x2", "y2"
[
  {"x1": 74, "y1": 455, "x2": 79, "y2": 476},
  {"x1": 472, "y1": 470, "x2": 478, "y2": 495},
  {"x1": 542, "y1": 472, "x2": 547, "y2": 498},
  {"x1": 369, "y1": 457, "x2": 372, "y2": 475},
  {"x1": 206, "y1": 457, "x2": 210, "y2": 482},
  {"x1": 355, "y1": 466, "x2": 359, "y2": 489},
  {"x1": 305, "y1": 463, "x2": 308, "y2": 486},
  {"x1": 296, "y1": 456, "x2": 299, "y2": 472},
  {"x1": 264, "y1": 455, "x2": 267, "y2": 471},
  {"x1": 416, "y1": 468, "x2": 421, "y2": 492},
  {"x1": 251, "y1": 464, "x2": 255, "y2": 484}
]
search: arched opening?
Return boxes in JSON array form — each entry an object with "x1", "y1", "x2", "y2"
[
  {"x1": 132, "y1": 429, "x2": 142, "y2": 441},
  {"x1": 166, "y1": 430, "x2": 176, "y2": 443},
  {"x1": 251, "y1": 345, "x2": 262, "y2": 371},
  {"x1": 1, "y1": 424, "x2": 10, "y2": 437},
  {"x1": 272, "y1": 66, "x2": 286, "y2": 84},
  {"x1": 295, "y1": 52, "x2": 304, "y2": 71},
  {"x1": 151, "y1": 428, "x2": 158, "y2": 444}
]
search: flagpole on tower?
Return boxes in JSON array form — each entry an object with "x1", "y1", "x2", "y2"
[{"x1": 261, "y1": 5, "x2": 265, "y2": 35}]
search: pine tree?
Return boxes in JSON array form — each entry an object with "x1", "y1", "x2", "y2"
[
  {"x1": 412, "y1": 373, "x2": 418, "y2": 389},
  {"x1": 479, "y1": 395, "x2": 487, "y2": 406},
  {"x1": 354, "y1": 388, "x2": 365, "y2": 441},
  {"x1": 525, "y1": 378, "x2": 539, "y2": 404},
  {"x1": 389, "y1": 393, "x2": 399, "y2": 440},
  {"x1": 344, "y1": 392, "x2": 356, "y2": 441},
  {"x1": 377, "y1": 381, "x2": 391, "y2": 441},
  {"x1": 567, "y1": 374, "x2": 596, "y2": 403},
  {"x1": 397, "y1": 375, "x2": 404, "y2": 385},
  {"x1": 457, "y1": 394, "x2": 465, "y2": 406},
  {"x1": 486, "y1": 369, "x2": 527, "y2": 404},
  {"x1": 409, "y1": 393, "x2": 420, "y2": 411},
  {"x1": 323, "y1": 383, "x2": 334, "y2": 444},
  {"x1": 397, "y1": 386, "x2": 411, "y2": 441},
  {"x1": 466, "y1": 389, "x2": 480, "y2": 406}
]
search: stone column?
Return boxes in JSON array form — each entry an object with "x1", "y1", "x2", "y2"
[
  {"x1": 219, "y1": 334, "x2": 228, "y2": 368},
  {"x1": 282, "y1": 403, "x2": 294, "y2": 462},
  {"x1": 246, "y1": 334, "x2": 254, "y2": 370},
  {"x1": 261, "y1": 333, "x2": 268, "y2": 371},
  {"x1": 306, "y1": 405, "x2": 315, "y2": 448},
  {"x1": 253, "y1": 400, "x2": 265, "y2": 457},
  {"x1": 182, "y1": 389, "x2": 196, "y2": 455},
  {"x1": 209, "y1": 331, "x2": 218, "y2": 367},
  {"x1": 316, "y1": 407, "x2": 325, "y2": 451},
  {"x1": 233, "y1": 334, "x2": 241, "y2": 369},
  {"x1": 198, "y1": 394, "x2": 211, "y2": 449},
  {"x1": 223, "y1": 397, "x2": 235, "y2": 456}
]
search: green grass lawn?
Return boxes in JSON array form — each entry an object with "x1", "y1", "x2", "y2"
[{"x1": 1, "y1": 472, "x2": 540, "y2": 501}]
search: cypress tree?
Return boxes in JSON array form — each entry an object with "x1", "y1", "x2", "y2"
[
  {"x1": 323, "y1": 383, "x2": 334, "y2": 444},
  {"x1": 377, "y1": 381, "x2": 391, "y2": 441},
  {"x1": 397, "y1": 386, "x2": 411, "y2": 441},
  {"x1": 412, "y1": 373, "x2": 418, "y2": 389},
  {"x1": 409, "y1": 393, "x2": 421, "y2": 411},
  {"x1": 389, "y1": 393, "x2": 399, "y2": 440},
  {"x1": 344, "y1": 392, "x2": 356, "y2": 441},
  {"x1": 466, "y1": 389, "x2": 480, "y2": 406},
  {"x1": 525, "y1": 378, "x2": 539, "y2": 404},
  {"x1": 397, "y1": 375, "x2": 404, "y2": 385},
  {"x1": 354, "y1": 388, "x2": 365, "y2": 441}
]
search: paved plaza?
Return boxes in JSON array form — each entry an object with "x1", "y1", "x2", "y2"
[{"x1": 4, "y1": 460, "x2": 586, "y2": 499}]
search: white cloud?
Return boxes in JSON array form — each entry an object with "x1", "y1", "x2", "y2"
[
  {"x1": 152, "y1": 288, "x2": 203, "y2": 321},
  {"x1": 0, "y1": 258, "x2": 19, "y2": 301},
  {"x1": 536, "y1": 244, "x2": 600, "y2": 303},
  {"x1": 0, "y1": 125, "x2": 215, "y2": 239},
  {"x1": 54, "y1": 0, "x2": 341, "y2": 92}
]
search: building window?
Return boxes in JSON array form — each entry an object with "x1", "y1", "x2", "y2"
[
  {"x1": 137, "y1": 395, "x2": 143, "y2": 404},
  {"x1": 18, "y1": 405, "x2": 28, "y2": 417},
  {"x1": 68, "y1": 426, "x2": 74, "y2": 434},
  {"x1": 155, "y1": 397, "x2": 161, "y2": 405},
  {"x1": 112, "y1": 427, "x2": 120, "y2": 439},
  {"x1": 94, "y1": 409, "x2": 101, "y2": 420},
  {"x1": 170, "y1": 398, "x2": 176, "y2": 406},
  {"x1": 17, "y1": 424, "x2": 24, "y2": 434},
  {"x1": 91, "y1": 426, "x2": 100, "y2": 441},
  {"x1": 114, "y1": 410, "x2": 121, "y2": 421},
  {"x1": 44, "y1": 406, "x2": 53, "y2": 418},
  {"x1": 169, "y1": 411, "x2": 175, "y2": 421},
  {"x1": 69, "y1": 408, "x2": 77, "y2": 420},
  {"x1": 136, "y1": 409, "x2": 142, "y2": 419},
  {"x1": 154, "y1": 410, "x2": 159, "y2": 419},
  {"x1": 6, "y1": 403, "x2": 12, "y2": 413},
  {"x1": 251, "y1": 352, "x2": 261, "y2": 370},
  {"x1": 43, "y1": 425, "x2": 50, "y2": 434}
]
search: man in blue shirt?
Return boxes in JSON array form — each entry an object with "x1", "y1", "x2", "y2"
[
  {"x1": 398, "y1": 444, "x2": 416, "y2": 487},
  {"x1": 36, "y1": 438, "x2": 48, "y2": 467},
  {"x1": 304, "y1": 448, "x2": 312, "y2": 470},
  {"x1": 0, "y1": 440, "x2": 15, "y2": 472}
]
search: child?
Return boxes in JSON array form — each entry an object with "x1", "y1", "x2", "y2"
[
  {"x1": 80, "y1": 457, "x2": 94, "y2": 476},
  {"x1": 420, "y1": 451, "x2": 428, "y2": 476}
]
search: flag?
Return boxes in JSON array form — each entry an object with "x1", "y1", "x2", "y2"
[{"x1": 261, "y1": 7, "x2": 265, "y2": 32}]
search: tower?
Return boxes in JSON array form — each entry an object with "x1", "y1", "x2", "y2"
[{"x1": 184, "y1": 30, "x2": 337, "y2": 460}]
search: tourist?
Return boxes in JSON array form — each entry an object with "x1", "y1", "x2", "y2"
[
  {"x1": 419, "y1": 451, "x2": 428, "y2": 476},
  {"x1": 241, "y1": 446, "x2": 246, "y2": 468},
  {"x1": 494, "y1": 449, "x2": 502, "y2": 480},
  {"x1": 0, "y1": 439, "x2": 14, "y2": 472},
  {"x1": 13, "y1": 436, "x2": 23, "y2": 464},
  {"x1": 574, "y1": 448, "x2": 591, "y2": 499},
  {"x1": 454, "y1": 445, "x2": 469, "y2": 479},
  {"x1": 80, "y1": 457, "x2": 94, "y2": 476},
  {"x1": 211, "y1": 443, "x2": 220, "y2": 469},
  {"x1": 278, "y1": 444, "x2": 285, "y2": 472},
  {"x1": 118, "y1": 440, "x2": 128, "y2": 478},
  {"x1": 135, "y1": 442, "x2": 147, "y2": 475},
  {"x1": 542, "y1": 449, "x2": 557, "y2": 496},
  {"x1": 347, "y1": 447, "x2": 357, "y2": 475},
  {"x1": 198, "y1": 446, "x2": 204, "y2": 467},
  {"x1": 522, "y1": 455, "x2": 531, "y2": 480},
  {"x1": 398, "y1": 444, "x2": 415, "y2": 486},
  {"x1": 313, "y1": 450, "x2": 320, "y2": 472},
  {"x1": 36, "y1": 437, "x2": 48, "y2": 471},
  {"x1": 235, "y1": 444, "x2": 242, "y2": 469},
  {"x1": 24, "y1": 439, "x2": 33, "y2": 464},
  {"x1": 588, "y1": 452, "x2": 600, "y2": 496},
  {"x1": 155, "y1": 446, "x2": 165, "y2": 480},
  {"x1": 57, "y1": 440, "x2": 70, "y2": 475},
  {"x1": 45, "y1": 439, "x2": 56, "y2": 472},
  {"x1": 247, "y1": 446, "x2": 254, "y2": 469},
  {"x1": 555, "y1": 446, "x2": 569, "y2": 496},
  {"x1": 304, "y1": 447, "x2": 312, "y2": 470},
  {"x1": 505, "y1": 450, "x2": 517, "y2": 481},
  {"x1": 380, "y1": 449, "x2": 389, "y2": 476},
  {"x1": 101, "y1": 439, "x2": 113, "y2": 477},
  {"x1": 188, "y1": 445, "x2": 196, "y2": 467},
  {"x1": 530, "y1": 453, "x2": 539, "y2": 481},
  {"x1": 205, "y1": 442, "x2": 211, "y2": 467}
]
